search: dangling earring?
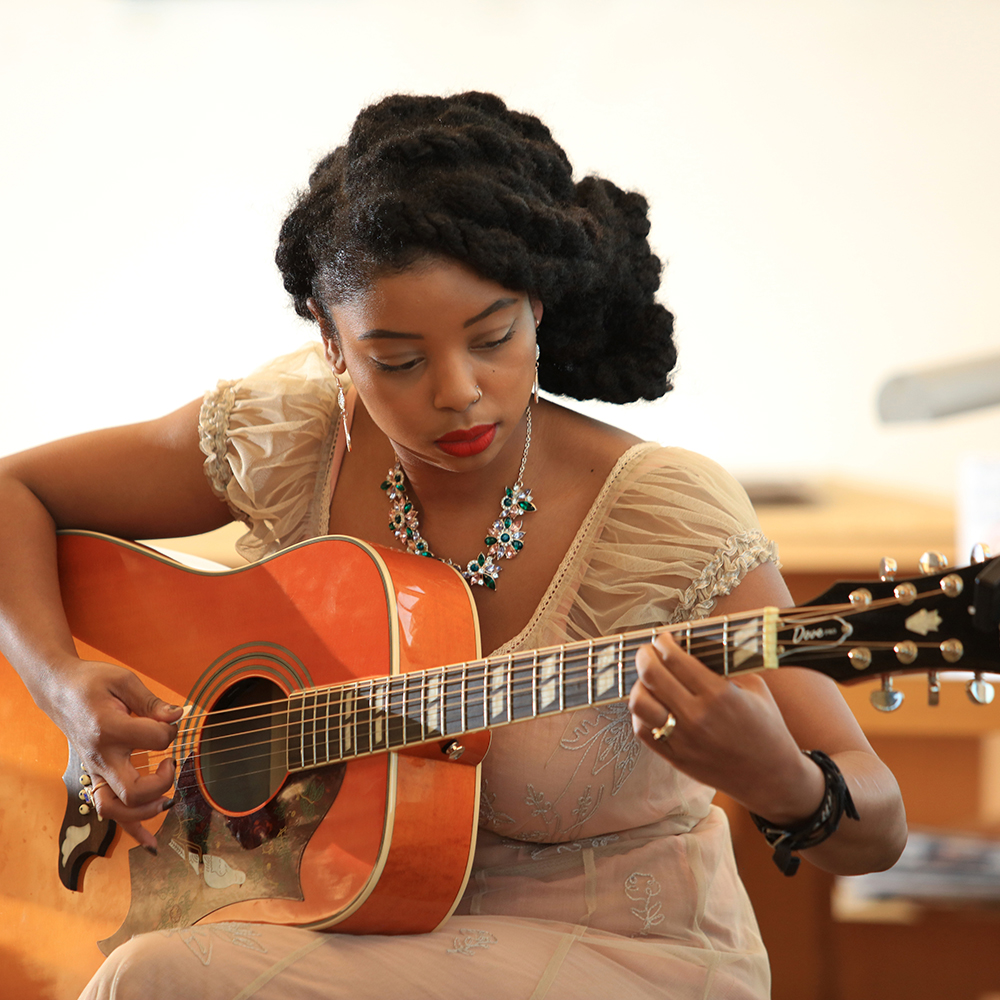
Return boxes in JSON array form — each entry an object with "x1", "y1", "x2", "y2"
[
  {"x1": 335, "y1": 374, "x2": 352, "y2": 452},
  {"x1": 533, "y1": 343, "x2": 540, "y2": 404}
]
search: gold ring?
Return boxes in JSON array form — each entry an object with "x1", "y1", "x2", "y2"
[{"x1": 651, "y1": 712, "x2": 677, "y2": 743}]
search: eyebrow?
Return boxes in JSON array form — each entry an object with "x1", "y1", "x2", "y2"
[{"x1": 357, "y1": 297, "x2": 519, "y2": 340}]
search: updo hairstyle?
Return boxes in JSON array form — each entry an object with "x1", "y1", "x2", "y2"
[{"x1": 275, "y1": 92, "x2": 677, "y2": 403}]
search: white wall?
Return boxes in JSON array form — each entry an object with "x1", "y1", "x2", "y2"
[{"x1": 2, "y1": 0, "x2": 998, "y2": 500}]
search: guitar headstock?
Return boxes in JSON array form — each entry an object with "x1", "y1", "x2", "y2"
[{"x1": 779, "y1": 549, "x2": 1000, "y2": 712}]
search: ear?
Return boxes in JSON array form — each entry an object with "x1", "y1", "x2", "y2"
[
  {"x1": 307, "y1": 297, "x2": 347, "y2": 375},
  {"x1": 529, "y1": 296, "x2": 544, "y2": 331}
]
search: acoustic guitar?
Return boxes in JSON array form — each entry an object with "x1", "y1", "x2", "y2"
[{"x1": 2, "y1": 531, "x2": 998, "y2": 999}]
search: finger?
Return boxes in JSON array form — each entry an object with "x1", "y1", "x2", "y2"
[
  {"x1": 634, "y1": 640, "x2": 701, "y2": 714},
  {"x1": 110, "y1": 754, "x2": 177, "y2": 810},
  {"x1": 628, "y1": 679, "x2": 674, "y2": 732},
  {"x1": 110, "y1": 671, "x2": 184, "y2": 726},
  {"x1": 650, "y1": 632, "x2": 729, "y2": 695}
]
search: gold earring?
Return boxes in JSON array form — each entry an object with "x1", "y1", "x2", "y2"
[
  {"x1": 533, "y1": 344, "x2": 540, "y2": 404},
  {"x1": 335, "y1": 374, "x2": 352, "y2": 452}
]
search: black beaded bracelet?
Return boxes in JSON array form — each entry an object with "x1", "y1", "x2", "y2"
[{"x1": 749, "y1": 750, "x2": 860, "y2": 877}]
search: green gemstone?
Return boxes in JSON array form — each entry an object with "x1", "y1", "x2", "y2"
[
  {"x1": 477, "y1": 553, "x2": 486, "y2": 567},
  {"x1": 395, "y1": 484, "x2": 405, "y2": 493},
  {"x1": 403, "y1": 503, "x2": 412, "y2": 513},
  {"x1": 504, "y1": 517, "x2": 512, "y2": 528},
  {"x1": 502, "y1": 497, "x2": 512, "y2": 508},
  {"x1": 482, "y1": 575, "x2": 496, "y2": 590},
  {"x1": 500, "y1": 533, "x2": 510, "y2": 543},
  {"x1": 505, "y1": 487, "x2": 513, "y2": 497},
  {"x1": 512, "y1": 540, "x2": 523, "y2": 551},
  {"x1": 406, "y1": 527, "x2": 413, "y2": 538},
  {"x1": 485, "y1": 535, "x2": 497, "y2": 546},
  {"x1": 380, "y1": 481, "x2": 390, "y2": 490},
  {"x1": 517, "y1": 500, "x2": 536, "y2": 511}
]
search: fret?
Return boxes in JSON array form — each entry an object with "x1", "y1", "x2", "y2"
[
  {"x1": 488, "y1": 656, "x2": 507, "y2": 724},
  {"x1": 286, "y1": 692, "x2": 303, "y2": 770},
  {"x1": 443, "y1": 665, "x2": 463, "y2": 736},
  {"x1": 685, "y1": 624, "x2": 692, "y2": 655},
  {"x1": 343, "y1": 684, "x2": 355, "y2": 756},
  {"x1": 506, "y1": 654, "x2": 513, "y2": 724},
  {"x1": 461, "y1": 663, "x2": 468, "y2": 733},
  {"x1": 301, "y1": 688, "x2": 312, "y2": 768},
  {"x1": 386, "y1": 674, "x2": 406, "y2": 749},
  {"x1": 510, "y1": 653, "x2": 531, "y2": 722},
  {"x1": 723, "y1": 619, "x2": 730, "y2": 677},
  {"x1": 426, "y1": 668, "x2": 442, "y2": 738},
  {"x1": 538, "y1": 652, "x2": 558, "y2": 712},
  {"x1": 617, "y1": 635, "x2": 625, "y2": 697},
  {"x1": 558, "y1": 646, "x2": 566, "y2": 712},
  {"x1": 593, "y1": 643, "x2": 616, "y2": 700},
  {"x1": 531, "y1": 649, "x2": 539, "y2": 719},
  {"x1": 587, "y1": 641, "x2": 594, "y2": 706}
]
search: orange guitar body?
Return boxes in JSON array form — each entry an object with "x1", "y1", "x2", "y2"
[{"x1": 0, "y1": 532, "x2": 486, "y2": 1000}]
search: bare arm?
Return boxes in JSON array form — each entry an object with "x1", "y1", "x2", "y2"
[
  {"x1": 629, "y1": 561, "x2": 907, "y2": 876},
  {"x1": 0, "y1": 399, "x2": 232, "y2": 845}
]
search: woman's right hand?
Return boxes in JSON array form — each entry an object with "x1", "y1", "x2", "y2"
[{"x1": 45, "y1": 656, "x2": 182, "y2": 849}]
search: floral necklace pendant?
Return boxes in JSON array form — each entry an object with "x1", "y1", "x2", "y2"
[{"x1": 380, "y1": 408, "x2": 535, "y2": 591}]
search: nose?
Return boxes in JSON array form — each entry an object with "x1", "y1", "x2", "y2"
[{"x1": 432, "y1": 357, "x2": 481, "y2": 411}]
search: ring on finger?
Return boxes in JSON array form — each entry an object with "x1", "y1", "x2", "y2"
[
  {"x1": 80, "y1": 779, "x2": 110, "y2": 820},
  {"x1": 651, "y1": 712, "x2": 677, "y2": 743}
]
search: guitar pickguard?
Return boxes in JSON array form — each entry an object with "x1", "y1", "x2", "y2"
[{"x1": 99, "y1": 756, "x2": 345, "y2": 955}]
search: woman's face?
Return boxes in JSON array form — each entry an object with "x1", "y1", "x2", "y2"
[{"x1": 318, "y1": 258, "x2": 541, "y2": 475}]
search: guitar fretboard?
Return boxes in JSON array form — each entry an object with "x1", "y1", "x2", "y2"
[{"x1": 285, "y1": 611, "x2": 778, "y2": 771}]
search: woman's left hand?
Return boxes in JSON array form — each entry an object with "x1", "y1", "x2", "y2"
[{"x1": 629, "y1": 632, "x2": 825, "y2": 826}]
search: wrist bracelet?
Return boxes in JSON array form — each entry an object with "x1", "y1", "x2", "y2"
[{"x1": 749, "y1": 749, "x2": 860, "y2": 877}]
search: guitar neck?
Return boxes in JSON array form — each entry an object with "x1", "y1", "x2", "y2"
[{"x1": 285, "y1": 609, "x2": 779, "y2": 770}]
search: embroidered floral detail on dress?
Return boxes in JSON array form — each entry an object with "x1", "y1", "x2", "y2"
[
  {"x1": 159, "y1": 921, "x2": 266, "y2": 966},
  {"x1": 671, "y1": 530, "x2": 778, "y2": 623},
  {"x1": 562, "y1": 703, "x2": 641, "y2": 796},
  {"x1": 479, "y1": 777, "x2": 514, "y2": 828},
  {"x1": 447, "y1": 929, "x2": 498, "y2": 956},
  {"x1": 624, "y1": 873, "x2": 664, "y2": 935}
]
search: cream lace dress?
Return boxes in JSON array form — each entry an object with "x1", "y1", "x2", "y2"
[{"x1": 82, "y1": 345, "x2": 778, "y2": 1000}]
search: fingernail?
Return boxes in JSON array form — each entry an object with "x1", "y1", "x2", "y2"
[
  {"x1": 653, "y1": 633, "x2": 670, "y2": 656},
  {"x1": 162, "y1": 798, "x2": 176, "y2": 813},
  {"x1": 143, "y1": 845, "x2": 158, "y2": 856}
]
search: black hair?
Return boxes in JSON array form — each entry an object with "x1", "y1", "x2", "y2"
[{"x1": 275, "y1": 92, "x2": 677, "y2": 403}]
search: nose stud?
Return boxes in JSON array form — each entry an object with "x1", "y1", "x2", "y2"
[{"x1": 473, "y1": 385, "x2": 482, "y2": 403}]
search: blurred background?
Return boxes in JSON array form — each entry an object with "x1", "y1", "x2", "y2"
[{"x1": 2, "y1": 0, "x2": 999, "y2": 506}]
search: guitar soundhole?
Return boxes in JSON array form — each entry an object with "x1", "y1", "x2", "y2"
[{"x1": 200, "y1": 676, "x2": 288, "y2": 814}]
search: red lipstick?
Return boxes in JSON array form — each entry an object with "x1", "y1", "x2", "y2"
[{"x1": 435, "y1": 424, "x2": 497, "y2": 457}]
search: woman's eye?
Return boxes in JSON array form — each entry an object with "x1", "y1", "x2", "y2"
[
  {"x1": 372, "y1": 357, "x2": 423, "y2": 373},
  {"x1": 477, "y1": 322, "x2": 516, "y2": 350}
]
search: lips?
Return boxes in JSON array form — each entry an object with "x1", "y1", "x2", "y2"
[{"x1": 435, "y1": 424, "x2": 497, "y2": 457}]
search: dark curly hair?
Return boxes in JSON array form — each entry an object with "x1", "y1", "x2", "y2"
[{"x1": 275, "y1": 92, "x2": 677, "y2": 403}]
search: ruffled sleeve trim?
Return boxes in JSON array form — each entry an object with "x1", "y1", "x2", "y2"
[
  {"x1": 198, "y1": 342, "x2": 341, "y2": 563},
  {"x1": 495, "y1": 444, "x2": 780, "y2": 655}
]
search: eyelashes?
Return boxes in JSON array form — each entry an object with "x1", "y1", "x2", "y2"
[{"x1": 371, "y1": 321, "x2": 516, "y2": 373}]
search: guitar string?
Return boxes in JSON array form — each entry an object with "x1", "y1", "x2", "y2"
[
  {"x1": 130, "y1": 592, "x2": 956, "y2": 787},
  {"x1": 127, "y1": 592, "x2": 937, "y2": 777},
  {"x1": 151, "y1": 598, "x2": 874, "y2": 736},
  {"x1": 139, "y1": 631, "x2": 965, "y2": 792},
  {"x1": 153, "y1": 591, "x2": 911, "y2": 751}
]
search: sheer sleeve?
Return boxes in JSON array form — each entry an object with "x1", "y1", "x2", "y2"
[
  {"x1": 503, "y1": 443, "x2": 779, "y2": 653},
  {"x1": 197, "y1": 343, "x2": 340, "y2": 563}
]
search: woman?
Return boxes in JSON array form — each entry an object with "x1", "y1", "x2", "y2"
[{"x1": 0, "y1": 92, "x2": 905, "y2": 998}]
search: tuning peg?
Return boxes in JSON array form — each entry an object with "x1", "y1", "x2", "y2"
[
  {"x1": 870, "y1": 676, "x2": 905, "y2": 713},
  {"x1": 966, "y1": 673, "x2": 996, "y2": 706},
  {"x1": 971, "y1": 543, "x2": 993, "y2": 565},
  {"x1": 879, "y1": 557, "x2": 898, "y2": 582},
  {"x1": 927, "y1": 671, "x2": 941, "y2": 706},
  {"x1": 919, "y1": 551, "x2": 949, "y2": 576}
]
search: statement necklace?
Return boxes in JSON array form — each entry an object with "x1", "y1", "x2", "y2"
[{"x1": 380, "y1": 408, "x2": 536, "y2": 590}]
